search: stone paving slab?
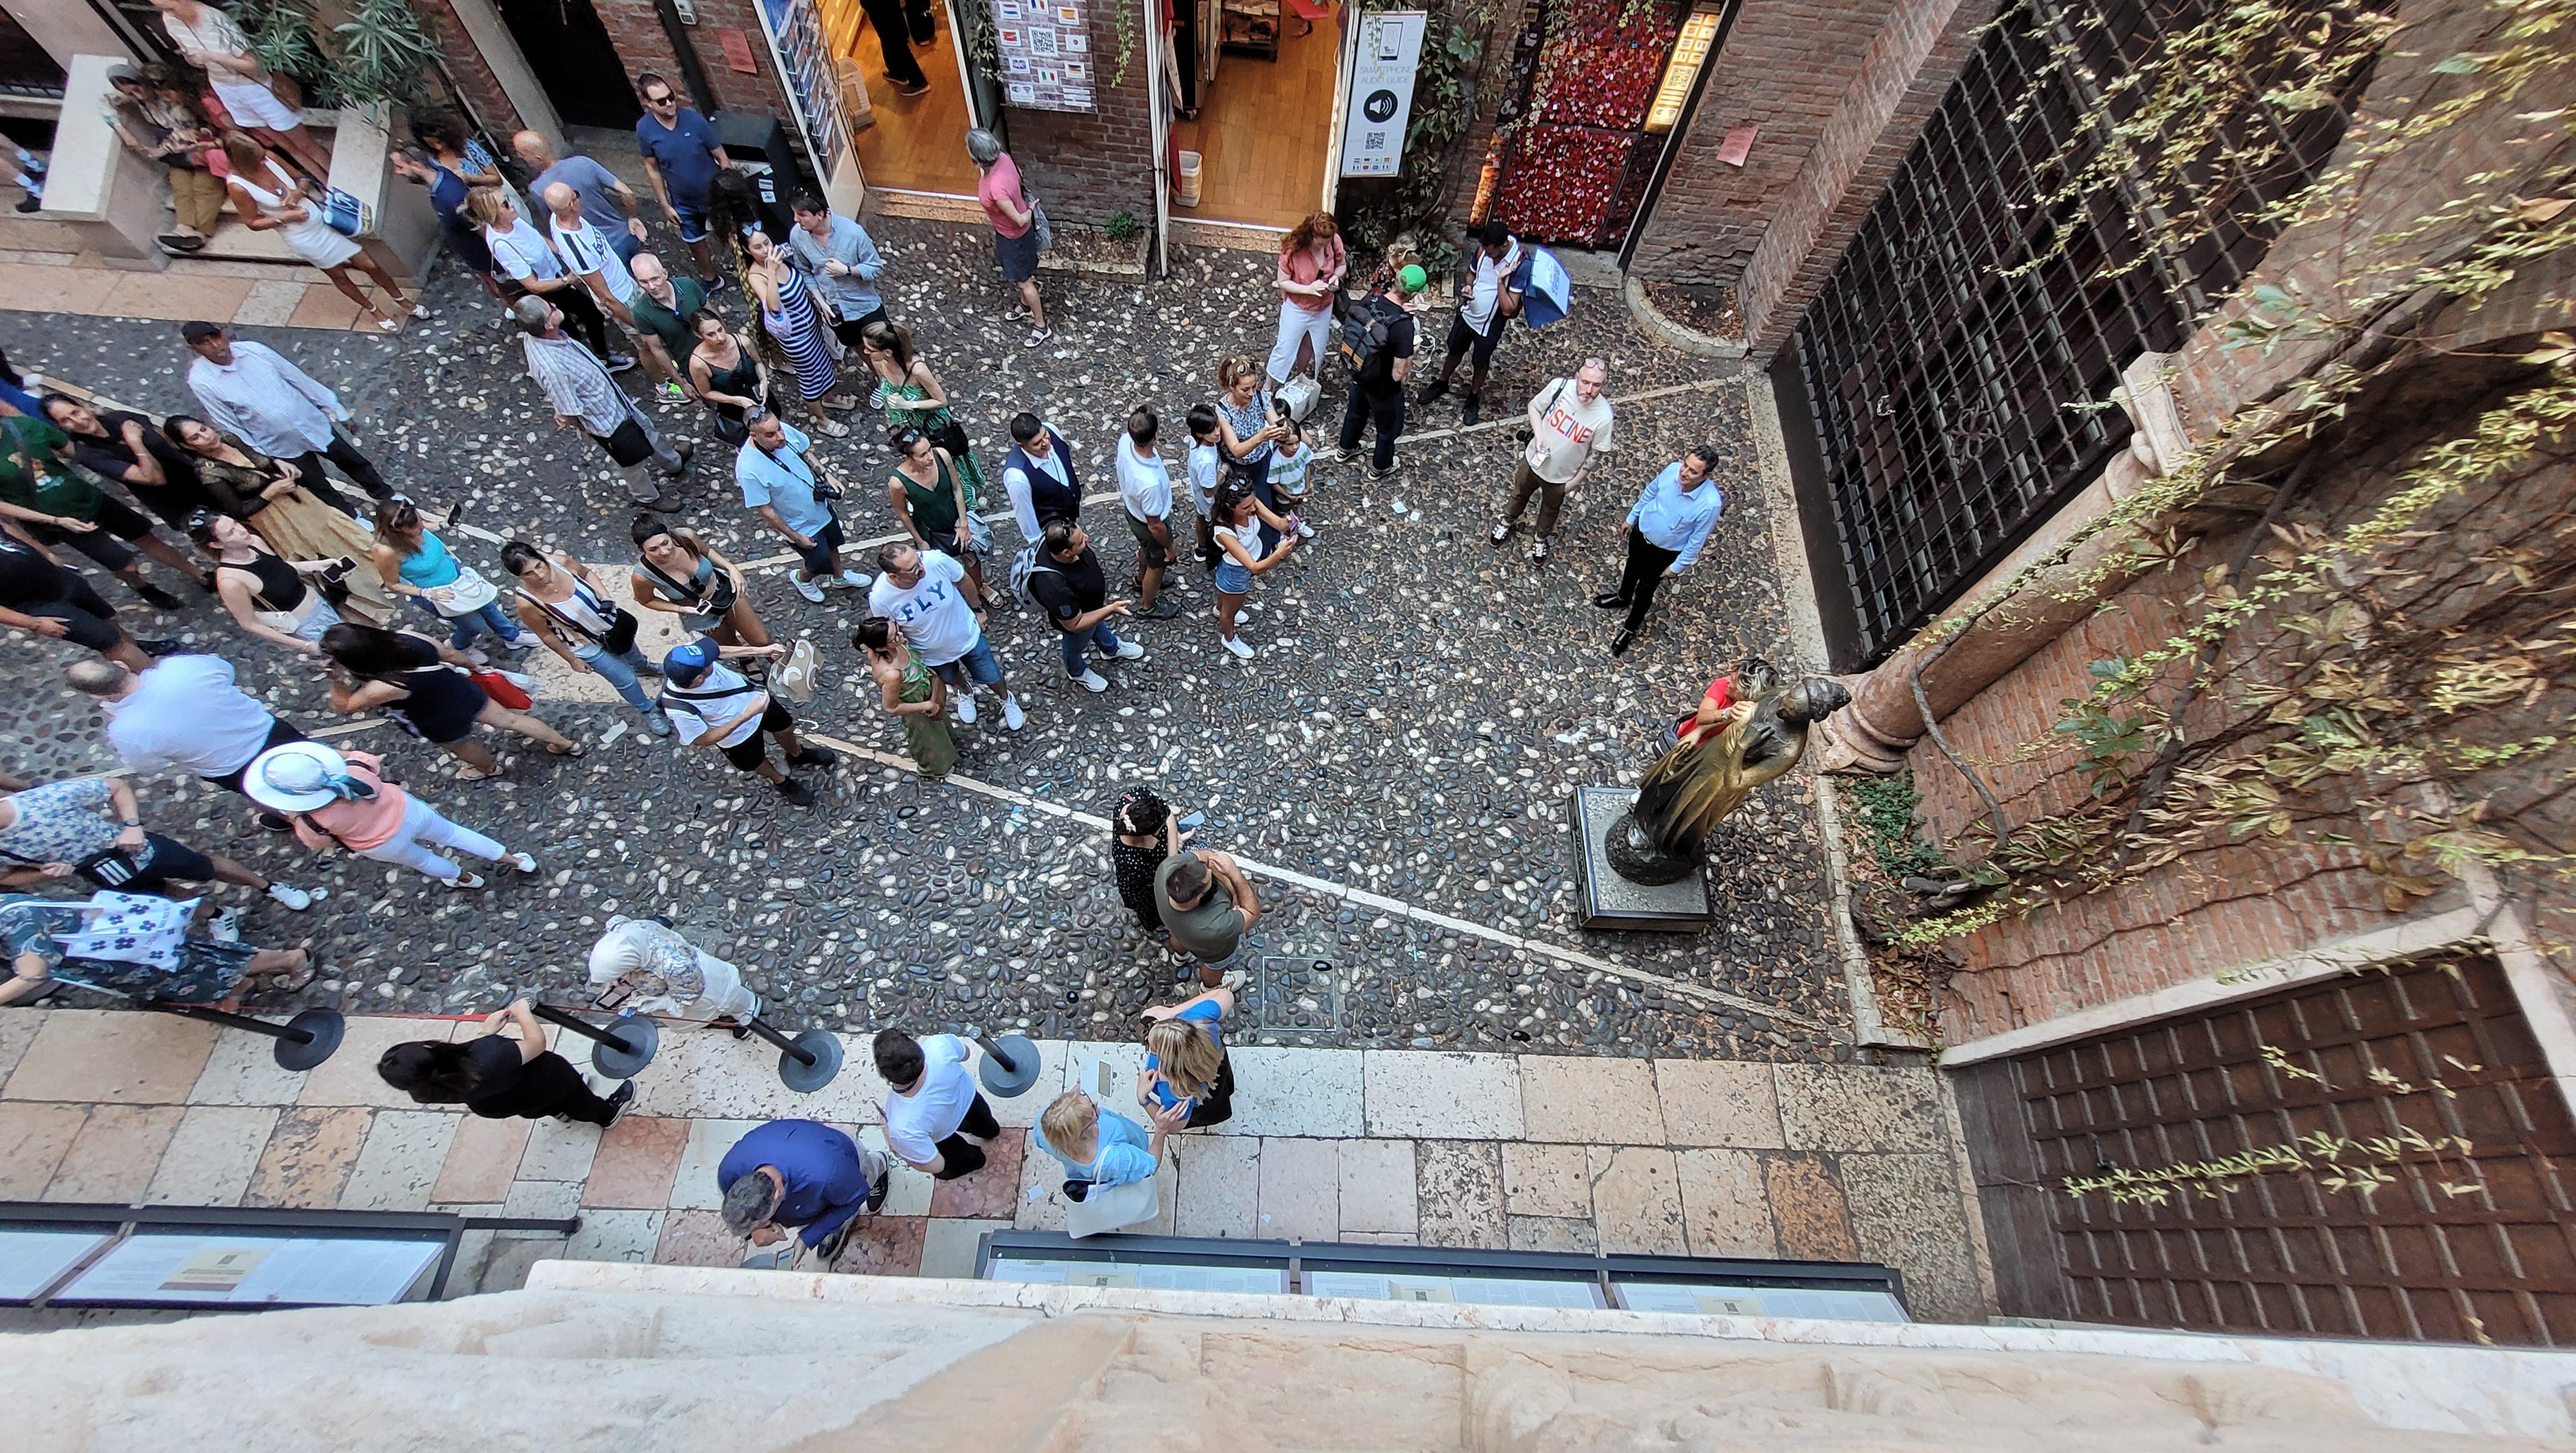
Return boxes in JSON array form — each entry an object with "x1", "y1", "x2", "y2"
[{"x1": 0, "y1": 1007, "x2": 1988, "y2": 1323}]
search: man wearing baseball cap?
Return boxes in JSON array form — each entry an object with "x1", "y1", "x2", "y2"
[
  {"x1": 655, "y1": 636, "x2": 836, "y2": 805},
  {"x1": 1336, "y1": 265, "x2": 1422, "y2": 480}
]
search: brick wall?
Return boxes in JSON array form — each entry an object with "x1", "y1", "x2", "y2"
[
  {"x1": 591, "y1": 0, "x2": 793, "y2": 124},
  {"x1": 999, "y1": 0, "x2": 1158, "y2": 229},
  {"x1": 1885, "y1": 1, "x2": 2576, "y2": 1046},
  {"x1": 1733, "y1": 0, "x2": 1988, "y2": 359},
  {"x1": 1622, "y1": 0, "x2": 1895, "y2": 288},
  {"x1": 412, "y1": 0, "x2": 526, "y2": 135}
]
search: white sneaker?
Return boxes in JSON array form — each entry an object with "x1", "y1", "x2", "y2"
[
  {"x1": 1001, "y1": 695, "x2": 1026, "y2": 730},
  {"x1": 1110, "y1": 639, "x2": 1146, "y2": 661},
  {"x1": 207, "y1": 907, "x2": 243, "y2": 942},
  {"x1": 956, "y1": 693, "x2": 979, "y2": 725},
  {"x1": 647, "y1": 710, "x2": 675, "y2": 737},
  {"x1": 463, "y1": 647, "x2": 491, "y2": 667},
  {"x1": 837, "y1": 568, "x2": 873, "y2": 590},
  {"x1": 1222, "y1": 634, "x2": 1256, "y2": 659},
  {"x1": 1071, "y1": 667, "x2": 1110, "y2": 692},
  {"x1": 267, "y1": 881, "x2": 316, "y2": 910},
  {"x1": 505, "y1": 851, "x2": 538, "y2": 873},
  {"x1": 794, "y1": 575, "x2": 826, "y2": 603},
  {"x1": 448, "y1": 871, "x2": 488, "y2": 889},
  {"x1": 1296, "y1": 520, "x2": 1316, "y2": 540}
]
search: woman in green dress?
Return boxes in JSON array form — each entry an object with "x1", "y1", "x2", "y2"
[
  {"x1": 861, "y1": 320, "x2": 985, "y2": 501},
  {"x1": 884, "y1": 425, "x2": 990, "y2": 610},
  {"x1": 852, "y1": 617, "x2": 958, "y2": 777}
]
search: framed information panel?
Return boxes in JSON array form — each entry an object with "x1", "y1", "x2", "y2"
[{"x1": 57, "y1": 1233, "x2": 446, "y2": 1308}]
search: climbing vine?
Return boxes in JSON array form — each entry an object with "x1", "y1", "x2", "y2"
[{"x1": 1863, "y1": 0, "x2": 2576, "y2": 983}]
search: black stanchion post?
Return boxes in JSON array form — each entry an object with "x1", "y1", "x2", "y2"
[
  {"x1": 970, "y1": 1025, "x2": 1041, "y2": 1097},
  {"x1": 737, "y1": 1014, "x2": 843, "y2": 1092},
  {"x1": 154, "y1": 1003, "x2": 345, "y2": 1072},
  {"x1": 530, "y1": 1003, "x2": 659, "y2": 1079}
]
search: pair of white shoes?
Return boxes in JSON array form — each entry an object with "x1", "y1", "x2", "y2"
[
  {"x1": 954, "y1": 692, "x2": 1027, "y2": 730},
  {"x1": 448, "y1": 851, "x2": 540, "y2": 890},
  {"x1": 1071, "y1": 639, "x2": 1147, "y2": 692},
  {"x1": 793, "y1": 567, "x2": 873, "y2": 603}
]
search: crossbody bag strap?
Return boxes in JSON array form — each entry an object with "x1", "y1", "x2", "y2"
[{"x1": 515, "y1": 584, "x2": 605, "y2": 644}]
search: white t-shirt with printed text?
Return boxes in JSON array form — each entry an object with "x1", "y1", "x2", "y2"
[{"x1": 866, "y1": 549, "x2": 981, "y2": 667}]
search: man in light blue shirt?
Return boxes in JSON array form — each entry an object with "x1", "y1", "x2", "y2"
[
  {"x1": 1596, "y1": 444, "x2": 1724, "y2": 656},
  {"x1": 737, "y1": 411, "x2": 870, "y2": 602},
  {"x1": 181, "y1": 322, "x2": 391, "y2": 513},
  {"x1": 787, "y1": 191, "x2": 891, "y2": 359}
]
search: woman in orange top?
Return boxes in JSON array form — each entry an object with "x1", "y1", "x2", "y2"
[{"x1": 242, "y1": 741, "x2": 538, "y2": 890}]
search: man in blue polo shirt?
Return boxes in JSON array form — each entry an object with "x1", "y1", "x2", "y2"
[
  {"x1": 737, "y1": 410, "x2": 871, "y2": 603},
  {"x1": 718, "y1": 1118, "x2": 887, "y2": 1264},
  {"x1": 632, "y1": 71, "x2": 730, "y2": 292}
]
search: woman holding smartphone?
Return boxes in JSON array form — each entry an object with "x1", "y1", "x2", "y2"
[{"x1": 1209, "y1": 475, "x2": 1297, "y2": 660}]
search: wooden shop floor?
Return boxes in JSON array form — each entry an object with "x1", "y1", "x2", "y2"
[
  {"x1": 846, "y1": 6, "x2": 983, "y2": 198},
  {"x1": 1173, "y1": 12, "x2": 1340, "y2": 230}
]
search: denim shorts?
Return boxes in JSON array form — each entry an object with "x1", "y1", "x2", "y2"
[
  {"x1": 933, "y1": 631, "x2": 1003, "y2": 688},
  {"x1": 1213, "y1": 556, "x2": 1253, "y2": 594},
  {"x1": 672, "y1": 200, "x2": 709, "y2": 243}
]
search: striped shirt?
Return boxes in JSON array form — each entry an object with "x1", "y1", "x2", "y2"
[{"x1": 520, "y1": 332, "x2": 627, "y2": 437}]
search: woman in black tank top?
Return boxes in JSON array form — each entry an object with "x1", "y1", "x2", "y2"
[{"x1": 189, "y1": 509, "x2": 343, "y2": 656}]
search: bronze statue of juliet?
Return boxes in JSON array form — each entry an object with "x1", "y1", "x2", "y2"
[{"x1": 1605, "y1": 667, "x2": 1853, "y2": 886}]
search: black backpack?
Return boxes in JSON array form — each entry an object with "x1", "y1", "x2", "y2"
[{"x1": 1338, "y1": 294, "x2": 1403, "y2": 379}]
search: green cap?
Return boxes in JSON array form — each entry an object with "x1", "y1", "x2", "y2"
[{"x1": 1397, "y1": 264, "x2": 1428, "y2": 292}]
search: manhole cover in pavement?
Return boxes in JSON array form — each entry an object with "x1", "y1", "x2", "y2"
[{"x1": 1255, "y1": 956, "x2": 1342, "y2": 1036}]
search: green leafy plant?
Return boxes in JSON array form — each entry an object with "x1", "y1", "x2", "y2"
[
  {"x1": 1109, "y1": 0, "x2": 1135, "y2": 88},
  {"x1": 329, "y1": 0, "x2": 442, "y2": 109},
  {"x1": 1105, "y1": 210, "x2": 1141, "y2": 244},
  {"x1": 232, "y1": 0, "x2": 324, "y2": 90},
  {"x1": 1841, "y1": 771, "x2": 1952, "y2": 882}
]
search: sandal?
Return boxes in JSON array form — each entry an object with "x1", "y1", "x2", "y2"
[
  {"x1": 457, "y1": 764, "x2": 504, "y2": 781},
  {"x1": 547, "y1": 742, "x2": 588, "y2": 757},
  {"x1": 274, "y1": 954, "x2": 317, "y2": 992}
]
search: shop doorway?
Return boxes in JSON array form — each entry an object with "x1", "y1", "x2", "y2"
[
  {"x1": 494, "y1": 0, "x2": 641, "y2": 129},
  {"x1": 1170, "y1": 0, "x2": 1339, "y2": 229},
  {"x1": 821, "y1": 0, "x2": 984, "y2": 195}
]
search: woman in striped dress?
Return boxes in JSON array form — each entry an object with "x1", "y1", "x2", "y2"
[{"x1": 741, "y1": 227, "x2": 849, "y2": 437}]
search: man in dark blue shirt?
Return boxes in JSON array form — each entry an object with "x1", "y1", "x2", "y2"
[
  {"x1": 717, "y1": 1118, "x2": 888, "y2": 1264},
  {"x1": 632, "y1": 71, "x2": 731, "y2": 291}
]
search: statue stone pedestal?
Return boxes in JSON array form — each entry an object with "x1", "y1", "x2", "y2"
[{"x1": 1570, "y1": 786, "x2": 1714, "y2": 933}]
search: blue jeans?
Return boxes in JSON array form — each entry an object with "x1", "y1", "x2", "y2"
[
  {"x1": 577, "y1": 641, "x2": 659, "y2": 714},
  {"x1": 413, "y1": 597, "x2": 526, "y2": 652},
  {"x1": 933, "y1": 631, "x2": 1003, "y2": 690},
  {"x1": 1059, "y1": 620, "x2": 1124, "y2": 676}
]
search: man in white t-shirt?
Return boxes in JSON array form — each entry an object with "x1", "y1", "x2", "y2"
[
  {"x1": 1417, "y1": 219, "x2": 1526, "y2": 427},
  {"x1": 1115, "y1": 406, "x2": 1184, "y2": 619},
  {"x1": 1491, "y1": 357, "x2": 1615, "y2": 567},
  {"x1": 873, "y1": 1029, "x2": 998, "y2": 1179},
  {"x1": 869, "y1": 545, "x2": 1027, "y2": 731},
  {"x1": 546, "y1": 183, "x2": 690, "y2": 401},
  {"x1": 656, "y1": 636, "x2": 837, "y2": 805}
]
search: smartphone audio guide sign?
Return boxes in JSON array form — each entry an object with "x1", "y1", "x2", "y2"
[{"x1": 1340, "y1": 10, "x2": 1427, "y2": 178}]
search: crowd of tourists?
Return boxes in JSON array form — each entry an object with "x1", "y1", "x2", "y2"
[{"x1": 3, "y1": 61, "x2": 1743, "y2": 1258}]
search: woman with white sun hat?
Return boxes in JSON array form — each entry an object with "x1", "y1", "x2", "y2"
[{"x1": 244, "y1": 741, "x2": 538, "y2": 889}]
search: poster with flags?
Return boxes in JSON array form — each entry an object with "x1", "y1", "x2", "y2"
[{"x1": 992, "y1": 0, "x2": 1098, "y2": 112}]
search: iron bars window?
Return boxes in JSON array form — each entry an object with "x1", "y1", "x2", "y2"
[{"x1": 1792, "y1": 0, "x2": 2372, "y2": 664}]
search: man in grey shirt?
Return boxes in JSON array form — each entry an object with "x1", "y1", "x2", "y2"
[
  {"x1": 786, "y1": 191, "x2": 892, "y2": 361},
  {"x1": 512, "y1": 296, "x2": 690, "y2": 509},
  {"x1": 515, "y1": 129, "x2": 648, "y2": 263}
]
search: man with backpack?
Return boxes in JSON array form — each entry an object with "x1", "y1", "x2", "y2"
[
  {"x1": 1417, "y1": 221, "x2": 1524, "y2": 426},
  {"x1": 1336, "y1": 265, "x2": 1422, "y2": 480}
]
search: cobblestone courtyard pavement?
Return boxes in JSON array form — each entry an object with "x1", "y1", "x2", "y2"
[{"x1": 1, "y1": 221, "x2": 1854, "y2": 1063}]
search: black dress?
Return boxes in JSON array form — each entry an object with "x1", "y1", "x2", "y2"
[
  {"x1": 382, "y1": 634, "x2": 488, "y2": 745},
  {"x1": 462, "y1": 1036, "x2": 618, "y2": 1124},
  {"x1": 1112, "y1": 837, "x2": 1166, "y2": 930}
]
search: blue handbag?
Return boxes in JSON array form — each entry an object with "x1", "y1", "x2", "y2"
[{"x1": 322, "y1": 186, "x2": 368, "y2": 238}]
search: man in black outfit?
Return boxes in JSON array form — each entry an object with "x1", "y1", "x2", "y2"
[
  {"x1": 1029, "y1": 518, "x2": 1144, "y2": 693},
  {"x1": 862, "y1": 0, "x2": 940, "y2": 94},
  {"x1": 1336, "y1": 266, "x2": 1420, "y2": 480}
]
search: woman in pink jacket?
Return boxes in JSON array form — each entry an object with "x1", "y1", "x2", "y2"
[
  {"x1": 1265, "y1": 212, "x2": 1347, "y2": 388},
  {"x1": 243, "y1": 741, "x2": 538, "y2": 890}
]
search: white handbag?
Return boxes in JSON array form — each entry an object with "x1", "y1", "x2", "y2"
[
  {"x1": 423, "y1": 564, "x2": 499, "y2": 617},
  {"x1": 1065, "y1": 1175, "x2": 1160, "y2": 1239},
  {"x1": 1275, "y1": 373, "x2": 1320, "y2": 423}
]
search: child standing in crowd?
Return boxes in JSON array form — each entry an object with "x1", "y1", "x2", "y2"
[
  {"x1": 1185, "y1": 403, "x2": 1224, "y2": 571},
  {"x1": 1264, "y1": 404, "x2": 1318, "y2": 541}
]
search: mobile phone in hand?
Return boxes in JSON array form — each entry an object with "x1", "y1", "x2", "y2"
[{"x1": 1175, "y1": 810, "x2": 1205, "y2": 833}]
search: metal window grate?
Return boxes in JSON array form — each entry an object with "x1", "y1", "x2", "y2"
[{"x1": 1793, "y1": 0, "x2": 2369, "y2": 663}]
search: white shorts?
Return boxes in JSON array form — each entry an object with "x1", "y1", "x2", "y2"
[{"x1": 211, "y1": 77, "x2": 304, "y2": 131}]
